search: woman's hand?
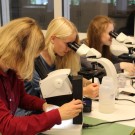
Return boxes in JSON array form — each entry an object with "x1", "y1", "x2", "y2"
[
  {"x1": 83, "y1": 83, "x2": 99, "y2": 98},
  {"x1": 42, "y1": 102, "x2": 50, "y2": 112},
  {"x1": 58, "y1": 99, "x2": 83, "y2": 120},
  {"x1": 120, "y1": 62, "x2": 135, "y2": 76}
]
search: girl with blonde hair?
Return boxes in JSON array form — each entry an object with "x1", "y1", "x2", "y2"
[
  {"x1": 24, "y1": 17, "x2": 99, "y2": 108},
  {"x1": 45, "y1": 17, "x2": 80, "y2": 75},
  {"x1": 0, "y1": 17, "x2": 83, "y2": 135}
]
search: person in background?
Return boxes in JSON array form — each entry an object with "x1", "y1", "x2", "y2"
[
  {"x1": 81, "y1": 15, "x2": 135, "y2": 75},
  {"x1": 117, "y1": 10, "x2": 135, "y2": 36},
  {"x1": 0, "y1": 17, "x2": 83, "y2": 135}
]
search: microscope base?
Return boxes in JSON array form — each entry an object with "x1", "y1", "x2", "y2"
[{"x1": 42, "y1": 119, "x2": 82, "y2": 135}]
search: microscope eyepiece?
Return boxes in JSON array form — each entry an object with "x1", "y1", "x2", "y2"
[
  {"x1": 67, "y1": 42, "x2": 80, "y2": 52},
  {"x1": 109, "y1": 31, "x2": 119, "y2": 39}
]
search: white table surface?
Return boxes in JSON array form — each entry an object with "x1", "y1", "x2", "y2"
[
  {"x1": 41, "y1": 77, "x2": 135, "y2": 135},
  {"x1": 85, "y1": 78, "x2": 135, "y2": 127}
]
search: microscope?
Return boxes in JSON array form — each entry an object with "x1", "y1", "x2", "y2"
[
  {"x1": 40, "y1": 42, "x2": 118, "y2": 135},
  {"x1": 67, "y1": 42, "x2": 118, "y2": 93},
  {"x1": 110, "y1": 31, "x2": 135, "y2": 62},
  {"x1": 40, "y1": 42, "x2": 118, "y2": 99},
  {"x1": 40, "y1": 68, "x2": 83, "y2": 135}
]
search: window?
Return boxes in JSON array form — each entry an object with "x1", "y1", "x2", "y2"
[
  {"x1": 63, "y1": 0, "x2": 135, "y2": 35},
  {"x1": 1, "y1": 0, "x2": 135, "y2": 36},
  {"x1": 0, "y1": 0, "x2": 2, "y2": 25},
  {"x1": 9, "y1": 0, "x2": 54, "y2": 29},
  {"x1": 30, "y1": 0, "x2": 48, "y2": 5}
]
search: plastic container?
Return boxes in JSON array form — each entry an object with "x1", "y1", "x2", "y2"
[
  {"x1": 118, "y1": 73, "x2": 126, "y2": 88},
  {"x1": 99, "y1": 76, "x2": 115, "y2": 114}
]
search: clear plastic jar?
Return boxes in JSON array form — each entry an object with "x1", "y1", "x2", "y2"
[{"x1": 99, "y1": 76, "x2": 115, "y2": 114}]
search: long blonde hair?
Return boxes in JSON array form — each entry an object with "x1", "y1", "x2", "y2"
[
  {"x1": 87, "y1": 15, "x2": 114, "y2": 60},
  {"x1": 45, "y1": 17, "x2": 80, "y2": 75},
  {"x1": 0, "y1": 17, "x2": 45, "y2": 80}
]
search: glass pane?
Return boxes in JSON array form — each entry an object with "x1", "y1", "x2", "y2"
[
  {"x1": 0, "y1": 0, "x2": 2, "y2": 26},
  {"x1": 9, "y1": 0, "x2": 54, "y2": 29},
  {"x1": 65, "y1": 0, "x2": 135, "y2": 35}
]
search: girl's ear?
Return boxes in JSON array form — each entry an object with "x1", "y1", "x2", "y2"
[{"x1": 50, "y1": 35, "x2": 56, "y2": 44}]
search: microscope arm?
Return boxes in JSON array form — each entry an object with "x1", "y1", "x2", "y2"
[{"x1": 87, "y1": 57, "x2": 118, "y2": 96}]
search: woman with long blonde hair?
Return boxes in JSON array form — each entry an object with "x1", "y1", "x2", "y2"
[
  {"x1": 45, "y1": 17, "x2": 80, "y2": 75},
  {"x1": 0, "y1": 17, "x2": 83, "y2": 135},
  {"x1": 22, "y1": 17, "x2": 99, "y2": 109}
]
